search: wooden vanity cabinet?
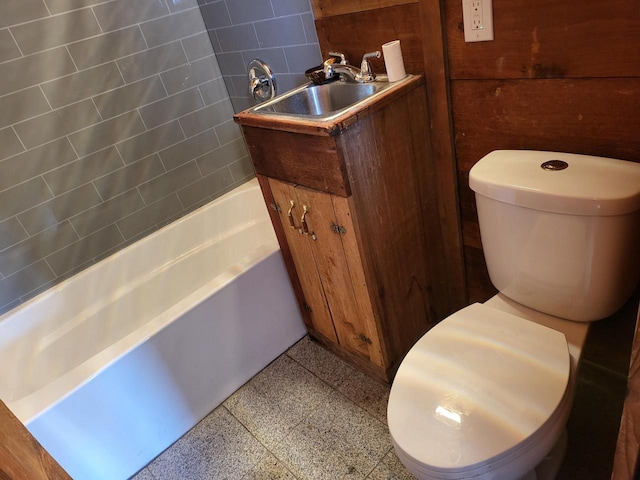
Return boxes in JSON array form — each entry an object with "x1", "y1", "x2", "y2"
[{"x1": 235, "y1": 75, "x2": 448, "y2": 382}]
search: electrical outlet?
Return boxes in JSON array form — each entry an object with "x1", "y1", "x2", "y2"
[
  {"x1": 471, "y1": 1, "x2": 482, "y2": 29},
  {"x1": 463, "y1": 0, "x2": 494, "y2": 42}
]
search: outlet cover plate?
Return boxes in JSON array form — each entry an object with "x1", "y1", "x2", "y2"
[{"x1": 463, "y1": 0, "x2": 494, "y2": 42}]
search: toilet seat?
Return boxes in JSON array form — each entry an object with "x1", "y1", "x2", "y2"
[{"x1": 387, "y1": 303, "x2": 571, "y2": 479}]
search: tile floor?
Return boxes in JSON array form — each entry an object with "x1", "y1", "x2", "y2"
[
  {"x1": 132, "y1": 336, "x2": 412, "y2": 480},
  {"x1": 132, "y1": 293, "x2": 638, "y2": 480}
]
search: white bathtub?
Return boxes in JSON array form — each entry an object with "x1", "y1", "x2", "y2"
[{"x1": 0, "y1": 179, "x2": 306, "y2": 480}]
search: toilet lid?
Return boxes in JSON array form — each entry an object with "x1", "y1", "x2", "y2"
[{"x1": 388, "y1": 303, "x2": 570, "y2": 474}]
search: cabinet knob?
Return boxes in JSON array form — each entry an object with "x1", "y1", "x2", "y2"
[
  {"x1": 300, "y1": 205, "x2": 310, "y2": 235},
  {"x1": 299, "y1": 205, "x2": 317, "y2": 240},
  {"x1": 287, "y1": 200, "x2": 298, "y2": 229}
]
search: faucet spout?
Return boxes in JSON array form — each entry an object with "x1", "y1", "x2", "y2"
[{"x1": 331, "y1": 64, "x2": 361, "y2": 82}]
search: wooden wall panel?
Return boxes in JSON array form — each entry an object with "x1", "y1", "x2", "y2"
[
  {"x1": 418, "y1": 0, "x2": 468, "y2": 311},
  {"x1": 452, "y1": 78, "x2": 640, "y2": 171},
  {"x1": 315, "y1": 4, "x2": 424, "y2": 75},
  {"x1": 311, "y1": 0, "x2": 416, "y2": 19},
  {"x1": 451, "y1": 77, "x2": 640, "y2": 300},
  {"x1": 445, "y1": 0, "x2": 640, "y2": 80},
  {"x1": 464, "y1": 245, "x2": 497, "y2": 304}
]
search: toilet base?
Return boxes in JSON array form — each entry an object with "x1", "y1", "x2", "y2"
[{"x1": 520, "y1": 429, "x2": 568, "y2": 480}]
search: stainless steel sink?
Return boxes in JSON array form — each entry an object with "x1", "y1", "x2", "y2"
[{"x1": 248, "y1": 75, "x2": 412, "y2": 121}]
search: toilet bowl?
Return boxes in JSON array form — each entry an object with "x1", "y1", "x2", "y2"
[{"x1": 388, "y1": 151, "x2": 640, "y2": 480}]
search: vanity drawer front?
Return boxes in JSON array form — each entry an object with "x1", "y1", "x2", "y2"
[{"x1": 242, "y1": 126, "x2": 350, "y2": 197}]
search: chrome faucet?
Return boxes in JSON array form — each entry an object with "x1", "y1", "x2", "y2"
[{"x1": 323, "y1": 51, "x2": 381, "y2": 83}]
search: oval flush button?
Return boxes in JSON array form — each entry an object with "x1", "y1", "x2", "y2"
[{"x1": 541, "y1": 160, "x2": 569, "y2": 171}]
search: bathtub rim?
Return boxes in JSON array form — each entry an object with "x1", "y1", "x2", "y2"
[
  {"x1": 0, "y1": 178, "x2": 262, "y2": 331},
  {"x1": 1, "y1": 178, "x2": 281, "y2": 422}
]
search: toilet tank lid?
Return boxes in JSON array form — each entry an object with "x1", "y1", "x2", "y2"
[{"x1": 469, "y1": 150, "x2": 640, "y2": 216}]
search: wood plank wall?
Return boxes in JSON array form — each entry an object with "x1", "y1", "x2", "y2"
[
  {"x1": 312, "y1": 0, "x2": 640, "y2": 305},
  {"x1": 311, "y1": 0, "x2": 468, "y2": 318},
  {"x1": 444, "y1": 0, "x2": 640, "y2": 302},
  {"x1": 312, "y1": 0, "x2": 424, "y2": 75}
]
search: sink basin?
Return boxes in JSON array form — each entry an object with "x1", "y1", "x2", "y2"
[{"x1": 248, "y1": 75, "x2": 412, "y2": 121}]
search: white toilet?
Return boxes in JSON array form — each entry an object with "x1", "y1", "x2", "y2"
[{"x1": 387, "y1": 150, "x2": 640, "y2": 480}]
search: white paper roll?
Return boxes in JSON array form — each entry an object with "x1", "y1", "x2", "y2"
[{"x1": 382, "y1": 40, "x2": 407, "y2": 82}]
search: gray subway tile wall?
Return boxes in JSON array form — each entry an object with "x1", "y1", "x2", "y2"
[
  {"x1": 0, "y1": 128, "x2": 24, "y2": 161},
  {"x1": 117, "y1": 42, "x2": 188, "y2": 83},
  {"x1": 18, "y1": 184, "x2": 104, "y2": 236},
  {"x1": 0, "y1": 48, "x2": 78, "y2": 96},
  {"x1": 0, "y1": 0, "x2": 254, "y2": 314},
  {"x1": 0, "y1": 30, "x2": 22, "y2": 63},
  {"x1": 199, "y1": 0, "x2": 322, "y2": 112},
  {"x1": 66, "y1": 26, "x2": 149, "y2": 70},
  {"x1": 14, "y1": 100, "x2": 103, "y2": 149},
  {"x1": 92, "y1": 0, "x2": 169, "y2": 32},
  {"x1": 140, "y1": 8, "x2": 207, "y2": 47},
  {"x1": 139, "y1": 88, "x2": 206, "y2": 129},
  {"x1": 93, "y1": 77, "x2": 167, "y2": 121},
  {"x1": 0, "y1": 219, "x2": 27, "y2": 252},
  {"x1": 0, "y1": 223, "x2": 79, "y2": 277},
  {"x1": 0, "y1": 138, "x2": 77, "y2": 191},
  {"x1": 0, "y1": 88, "x2": 52, "y2": 128},
  {"x1": 43, "y1": 147, "x2": 124, "y2": 196},
  {"x1": 10, "y1": 9, "x2": 102, "y2": 55},
  {"x1": 0, "y1": 0, "x2": 50, "y2": 29}
]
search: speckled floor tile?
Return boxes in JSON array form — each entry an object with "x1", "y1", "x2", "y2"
[
  {"x1": 147, "y1": 406, "x2": 266, "y2": 480},
  {"x1": 224, "y1": 354, "x2": 334, "y2": 449},
  {"x1": 272, "y1": 389, "x2": 392, "y2": 480},
  {"x1": 367, "y1": 450, "x2": 417, "y2": 480},
  {"x1": 286, "y1": 336, "x2": 356, "y2": 388},
  {"x1": 337, "y1": 368, "x2": 390, "y2": 424},
  {"x1": 272, "y1": 420, "x2": 368, "y2": 480},
  {"x1": 242, "y1": 453, "x2": 299, "y2": 480},
  {"x1": 288, "y1": 336, "x2": 391, "y2": 424},
  {"x1": 129, "y1": 467, "x2": 156, "y2": 480}
]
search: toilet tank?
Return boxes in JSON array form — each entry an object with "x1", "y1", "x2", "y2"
[{"x1": 469, "y1": 150, "x2": 640, "y2": 322}]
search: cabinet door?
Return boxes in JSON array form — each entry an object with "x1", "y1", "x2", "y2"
[
  {"x1": 331, "y1": 195, "x2": 384, "y2": 368},
  {"x1": 268, "y1": 178, "x2": 338, "y2": 343},
  {"x1": 269, "y1": 178, "x2": 383, "y2": 367},
  {"x1": 292, "y1": 186, "x2": 384, "y2": 367}
]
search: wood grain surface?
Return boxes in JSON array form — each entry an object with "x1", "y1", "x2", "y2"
[
  {"x1": 445, "y1": 0, "x2": 640, "y2": 80},
  {"x1": 315, "y1": 4, "x2": 424, "y2": 76},
  {"x1": 0, "y1": 400, "x2": 71, "y2": 480},
  {"x1": 311, "y1": 0, "x2": 416, "y2": 19}
]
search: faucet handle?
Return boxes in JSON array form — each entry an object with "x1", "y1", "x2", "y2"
[
  {"x1": 328, "y1": 51, "x2": 348, "y2": 64},
  {"x1": 358, "y1": 51, "x2": 381, "y2": 82}
]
